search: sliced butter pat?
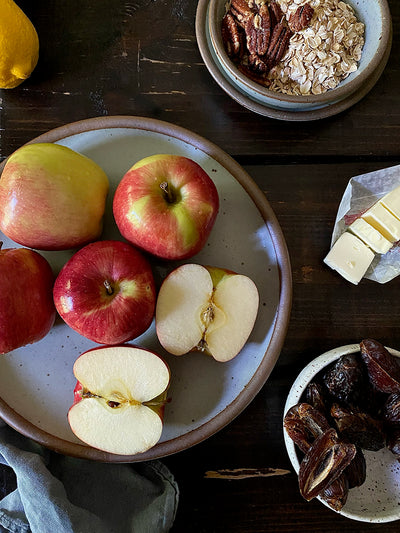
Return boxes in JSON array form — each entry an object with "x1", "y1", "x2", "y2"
[
  {"x1": 362, "y1": 203, "x2": 400, "y2": 243},
  {"x1": 348, "y1": 218, "x2": 392, "y2": 255},
  {"x1": 324, "y1": 232, "x2": 374, "y2": 285},
  {"x1": 379, "y1": 186, "x2": 400, "y2": 220}
]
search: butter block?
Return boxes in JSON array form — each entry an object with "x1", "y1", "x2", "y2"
[
  {"x1": 362, "y1": 203, "x2": 400, "y2": 243},
  {"x1": 324, "y1": 232, "x2": 374, "y2": 285},
  {"x1": 379, "y1": 186, "x2": 400, "y2": 220},
  {"x1": 348, "y1": 217, "x2": 392, "y2": 255}
]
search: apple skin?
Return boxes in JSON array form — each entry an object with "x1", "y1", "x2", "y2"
[
  {"x1": 0, "y1": 245, "x2": 56, "y2": 354},
  {"x1": 113, "y1": 154, "x2": 219, "y2": 260},
  {"x1": 155, "y1": 263, "x2": 259, "y2": 362},
  {"x1": 53, "y1": 240, "x2": 156, "y2": 345},
  {"x1": 0, "y1": 143, "x2": 109, "y2": 250},
  {"x1": 68, "y1": 345, "x2": 171, "y2": 455}
]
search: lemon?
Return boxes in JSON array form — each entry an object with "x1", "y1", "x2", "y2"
[{"x1": 0, "y1": 0, "x2": 39, "y2": 88}]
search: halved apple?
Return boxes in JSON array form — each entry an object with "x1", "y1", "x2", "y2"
[
  {"x1": 155, "y1": 264, "x2": 259, "y2": 362},
  {"x1": 68, "y1": 345, "x2": 170, "y2": 456}
]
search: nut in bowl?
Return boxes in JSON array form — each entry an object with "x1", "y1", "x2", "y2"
[
  {"x1": 283, "y1": 341, "x2": 400, "y2": 523},
  {"x1": 208, "y1": 0, "x2": 392, "y2": 112}
]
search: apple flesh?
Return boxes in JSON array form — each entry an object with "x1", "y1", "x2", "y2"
[
  {"x1": 113, "y1": 154, "x2": 219, "y2": 260},
  {"x1": 0, "y1": 243, "x2": 55, "y2": 354},
  {"x1": 53, "y1": 240, "x2": 156, "y2": 345},
  {"x1": 68, "y1": 345, "x2": 170, "y2": 455},
  {"x1": 155, "y1": 264, "x2": 259, "y2": 362},
  {"x1": 0, "y1": 143, "x2": 109, "y2": 250}
]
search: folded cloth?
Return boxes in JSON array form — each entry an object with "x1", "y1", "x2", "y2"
[{"x1": 0, "y1": 423, "x2": 179, "y2": 533}]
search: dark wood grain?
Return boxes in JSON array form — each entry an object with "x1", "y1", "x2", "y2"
[{"x1": 1, "y1": 0, "x2": 400, "y2": 531}]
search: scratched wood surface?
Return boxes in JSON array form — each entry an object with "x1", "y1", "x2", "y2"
[{"x1": 1, "y1": 1, "x2": 400, "y2": 532}]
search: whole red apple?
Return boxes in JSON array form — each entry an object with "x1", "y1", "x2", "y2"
[
  {"x1": 53, "y1": 240, "x2": 156, "y2": 345},
  {"x1": 113, "y1": 154, "x2": 219, "y2": 260},
  {"x1": 0, "y1": 143, "x2": 109, "y2": 250},
  {"x1": 0, "y1": 243, "x2": 56, "y2": 354}
]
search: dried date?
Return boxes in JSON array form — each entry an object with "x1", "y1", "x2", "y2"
[
  {"x1": 284, "y1": 403, "x2": 331, "y2": 454},
  {"x1": 360, "y1": 339, "x2": 400, "y2": 394},
  {"x1": 387, "y1": 427, "x2": 400, "y2": 456},
  {"x1": 322, "y1": 353, "x2": 367, "y2": 405},
  {"x1": 383, "y1": 393, "x2": 400, "y2": 425},
  {"x1": 298, "y1": 428, "x2": 356, "y2": 501},
  {"x1": 304, "y1": 382, "x2": 328, "y2": 416},
  {"x1": 320, "y1": 474, "x2": 349, "y2": 511},
  {"x1": 330, "y1": 403, "x2": 386, "y2": 451},
  {"x1": 344, "y1": 447, "x2": 366, "y2": 489}
]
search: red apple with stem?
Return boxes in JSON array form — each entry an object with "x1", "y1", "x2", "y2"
[
  {"x1": 68, "y1": 345, "x2": 170, "y2": 455},
  {"x1": 0, "y1": 242, "x2": 56, "y2": 354},
  {"x1": 53, "y1": 240, "x2": 156, "y2": 345},
  {"x1": 113, "y1": 154, "x2": 219, "y2": 260}
]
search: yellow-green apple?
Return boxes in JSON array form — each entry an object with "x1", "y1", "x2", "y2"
[
  {"x1": 0, "y1": 143, "x2": 109, "y2": 250},
  {"x1": 113, "y1": 154, "x2": 219, "y2": 260},
  {"x1": 156, "y1": 263, "x2": 259, "y2": 362},
  {"x1": 68, "y1": 345, "x2": 170, "y2": 455},
  {"x1": 53, "y1": 240, "x2": 156, "y2": 345},
  {"x1": 0, "y1": 243, "x2": 55, "y2": 354}
]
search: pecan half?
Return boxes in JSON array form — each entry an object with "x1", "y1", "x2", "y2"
[
  {"x1": 248, "y1": 52, "x2": 270, "y2": 74},
  {"x1": 230, "y1": 0, "x2": 254, "y2": 27},
  {"x1": 222, "y1": 11, "x2": 244, "y2": 58},
  {"x1": 266, "y1": 22, "x2": 293, "y2": 66},
  {"x1": 288, "y1": 3, "x2": 314, "y2": 32},
  {"x1": 244, "y1": 3, "x2": 271, "y2": 56},
  {"x1": 269, "y1": 1, "x2": 284, "y2": 29}
]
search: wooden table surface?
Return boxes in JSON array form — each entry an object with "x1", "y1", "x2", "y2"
[{"x1": 1, "y1": 1, "x2": 400, "y2": 531}]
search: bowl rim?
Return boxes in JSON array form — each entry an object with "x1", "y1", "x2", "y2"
[
  {"x1": 283, "y1": 343, "x2": 400, "y2": 523},
  {"x1": 208, "y1": 0, "x2": 392, "y2": 105}
]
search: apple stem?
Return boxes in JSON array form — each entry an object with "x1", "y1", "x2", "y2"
[
  {"x1": 0, "y1": 241, "x2": 3, "y2": 251},
  {"x1": 159, "y1": 181, "x2": 175, "y2": 204},
  {"x1": 104, "y1": 280, "x2": 114, "y2": 295}
]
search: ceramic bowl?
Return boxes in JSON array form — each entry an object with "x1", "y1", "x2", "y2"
[
  {"x1": 283, "y1": 344, "x2": 400, "y2": 522},
  {"x1": 208, "y1": 0, "x2": 392, "y2": 112}
]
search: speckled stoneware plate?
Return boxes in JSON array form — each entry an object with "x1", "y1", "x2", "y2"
[
  {"x1": 0, "y1": 116, "x2": 292, "y2": 462},
  {"x1": 196, "y1": 0, "x2": 393, "y2": 121},
  {"x1": 284, "y1": 344, "x2": 400, "y2": 523}
]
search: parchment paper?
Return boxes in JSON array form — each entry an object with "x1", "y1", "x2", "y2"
[{"x1": 330, "y1": 164, "x2": 400, "y2": 284}]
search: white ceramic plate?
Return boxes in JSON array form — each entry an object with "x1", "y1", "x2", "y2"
[
  {"x1": 284, "y1": 344, "x2": 400, "y2": 523},
  {"x1": 0, "y1": 116, "x2": 292, "y2": 462}
]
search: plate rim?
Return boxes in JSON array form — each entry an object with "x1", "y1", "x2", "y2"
[{"x1": 0, "y1": 115, "x2": 292, "y2": 462}]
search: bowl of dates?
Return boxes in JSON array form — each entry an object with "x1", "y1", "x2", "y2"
[
  {"x1": 283, "y1": 340, "x2": 400, "y2": 522},
  {"x1": 209, "y1": 0, "x2": 392, "y2": 112}
]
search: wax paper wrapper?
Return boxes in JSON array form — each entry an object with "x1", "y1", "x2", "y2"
[{"x1": 330, "y1": 164, "x2": 400, "y2": 284}]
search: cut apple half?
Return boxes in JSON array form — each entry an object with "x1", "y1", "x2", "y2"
[
  {"x1": 68, "y1": 345, "x2": 170, "y2": 456},
  {"x1": 155, "y1": 264, "x2": 259, "y2": 362}
]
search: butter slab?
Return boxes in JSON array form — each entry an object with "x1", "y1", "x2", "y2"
[
  {"x1": 324, "y1": 232, "x2": 375, "y2": 285},
  {"x1": 348, "y1": 217, "x2": 392, "y2": 255}
]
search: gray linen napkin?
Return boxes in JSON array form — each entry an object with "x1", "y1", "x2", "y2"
[{"x1": 0, "y1": 423, "x2": 179, "y2": 533}]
